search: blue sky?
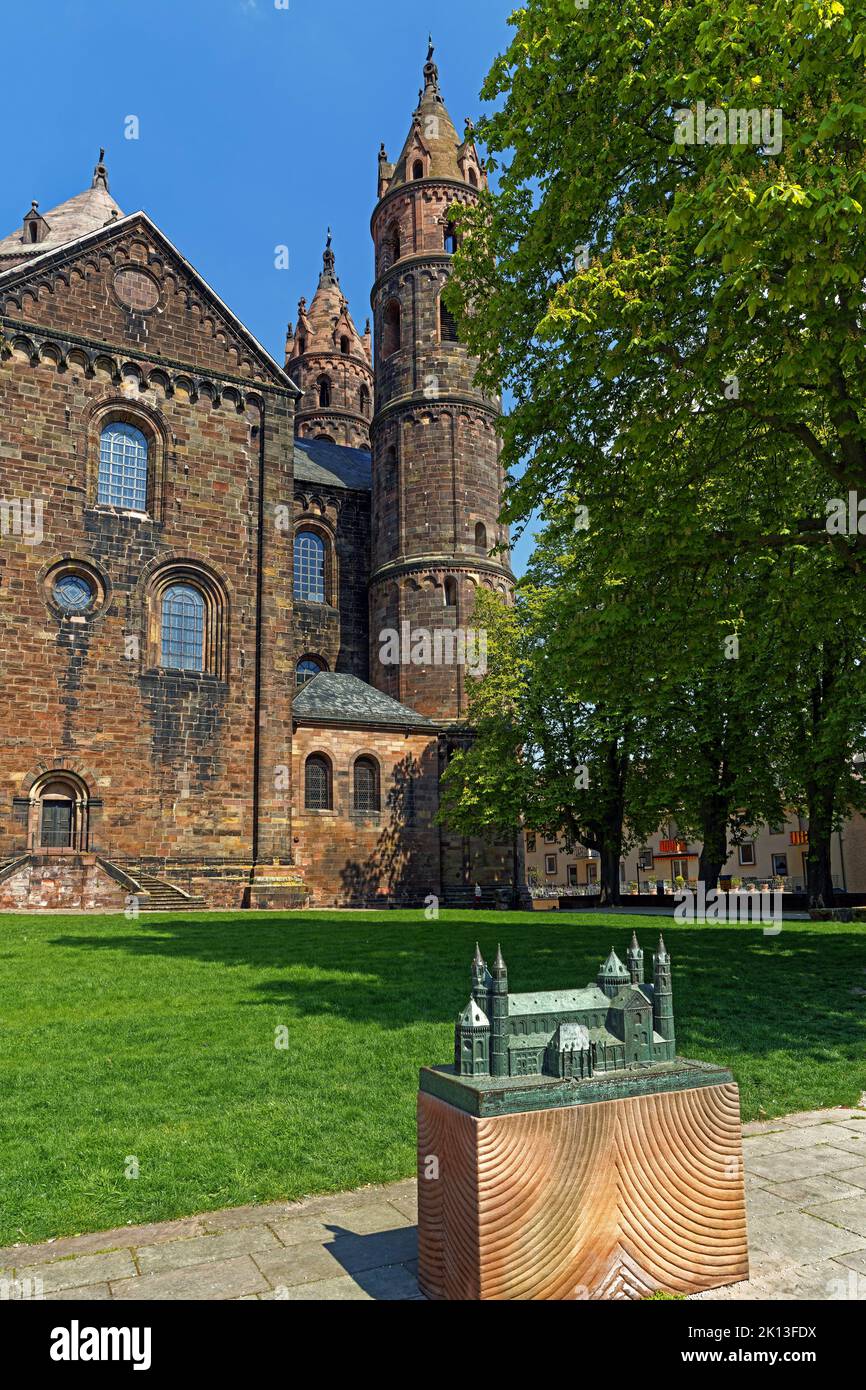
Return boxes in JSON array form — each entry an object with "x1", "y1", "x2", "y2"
[{"x1": 1, "y1": 0, "x2": 534, "y2": 572}]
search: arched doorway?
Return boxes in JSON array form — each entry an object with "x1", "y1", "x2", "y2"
[{"x1": 30, "y1": 773, "x2": 90, "y2": 851}]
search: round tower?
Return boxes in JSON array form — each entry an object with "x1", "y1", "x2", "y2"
[
  {"x1": 285, "y1": 231, "x2": 373, "y2": 449},
  {"x1": 490, "y1": 943, "x2": 509, "y2": 1078},
  {"x1": 653, "y1": 934, "x2": 675, "y2": 1052},
  {"x1": 368, "y1": 41, "x2": 514, "y2": 719}
]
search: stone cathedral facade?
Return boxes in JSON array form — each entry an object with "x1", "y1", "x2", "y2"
[{"x1": 0, "y1": 48, "x2": 520, "y2": 911}]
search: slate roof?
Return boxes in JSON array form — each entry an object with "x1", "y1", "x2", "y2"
[
  {"x1": 508, "y1": 986, "x2": 610, "y2": 1017},
  {"x1": 457, "y1": 998, "x2": 489, "y2": 1028},
  {"x1": 293, "y1": 437, "x2": 372, "y2": 491},
  {"x1": 292, "y1": 673, "x2": 435, "y2": 728}
]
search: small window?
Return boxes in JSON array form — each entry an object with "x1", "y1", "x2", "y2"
[
  {"x1": 305, "y1": 754, "x2": 332, "y2": 810},
  {"x1": 388, "y1": 226, "x2": 401, "y2": 265},
  {"x1": 54, "y1": 573, "x2": 95, "y2": 613},
  {"x1": 298, "y1": 336, "x2": 307, "y2": 355},
  {"x1": 526, "y1": 832, "x2": 536, "y2": 853},
  {"x1": 440, "y1": 297, "x2": 459, "y2": 342},
  {"x1": 739, "y1": 843, "x2": 756, "y2": 866},
  {"x1": 340, "y1": 336, "x2": 350, "y2": 356},
  {"x1": 359, "y1": 384, "x2": 370, "y2": 416},
  {"x1": 638, "y1": 848, "x2": 654, "y2": 869},
  {"x1": 444, "y1": 577, "x2": 458, "y2": 607},
  {"x1": 468, "y1": 168, "x2": 478, "y2": 188},
  {"x1": 353, "y1": 757, "x2": 380, "y2": 812},
  {"x1": 383, "y1": 301, "x2": 401, "y2": 358},
  {"x1": 545, "y1": 854, "x2": 557, "y2": 876},
  {"x1": 98, "y1": 421, "x2": 148, "y2": 511},
  {"x1": 412, "y1": 159, "x2": 424, "y2": 180},
  {"x1": 161, "y1": 584, "x2": 205, "y2": 672},
  {"x1": 296, "y1": 658, "x2": 324, "y2": 687},
  {"x1": 567, "y1": 865, "x2": 578, "y2": 887},
  {"x1": 317, "y1": 376, "x2": 331, "y2": 408},
  {"x1": 294, "y1": 531, "x2": 326, "y2": 603},
  {"x1": 474, "y1": 522, "x2": 487, "y2": 554},
  {"x1": 771, "y1": 853, "x2": 789, "y2": 877},
  {"x1": 444, "y1": 223, "x2": 458, "y2": 254}
]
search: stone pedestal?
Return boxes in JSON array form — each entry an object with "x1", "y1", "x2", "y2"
[
  {"x1": 244, "y1": 863, "x2": 309, "y2": 910},
  {"x1": 417, "y1": 1061, "x2": 748, "y2": 1300}
]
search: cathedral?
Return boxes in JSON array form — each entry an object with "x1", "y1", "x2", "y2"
[{"x1": 0, "y1": 46, "x2": 521, "y2": 912}]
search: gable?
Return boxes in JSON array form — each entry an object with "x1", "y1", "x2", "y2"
[{"x1": 0, "y1": 212, "x2": 294, "y2": 392}]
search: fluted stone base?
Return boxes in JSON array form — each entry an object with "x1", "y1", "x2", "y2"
[{"x1": 417, "y1": 1067, "x2": 748, "y2": 1300}]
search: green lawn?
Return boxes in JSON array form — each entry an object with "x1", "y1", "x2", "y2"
[{"x1": 0, "y1": 909, "x2": 863, "y2": 1246}]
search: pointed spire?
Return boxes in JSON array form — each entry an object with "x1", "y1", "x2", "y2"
[
  {"x1": 92, "y1": 147, "x2": 109, "y2": 192},
  {"x1": 493, "y1": 943, "x2": 506, "y2": 975},
  {"x1": 320, "y1": 227, "x2": 337, "y2": 285},
  {"x1": 657, "y1": 933, "x2": 669, "y2": 960},
  {"x1": 473, "y1": 941, "x2": 484, "y2": 967},
  {"x1": 423, "y1": 35, "x2": 442, "y2": 98},
  {"x1": 630, "y1": 930, "x2": 640, "y2": 950}
]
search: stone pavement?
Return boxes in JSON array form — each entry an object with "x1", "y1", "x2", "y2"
[{"x1": 1, "y1": 1105, "x2": 865, "y2": 1300}]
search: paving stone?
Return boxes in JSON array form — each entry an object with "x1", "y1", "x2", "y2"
[
  {"x1": 44, "y1": 1283, "x2": 112, "y2": 1301},
  {"x1": 27, "y1": 1250, "x2": 137, "y2": 1294},
  {"x1": 747, "y1": 1144, "x2": 866, "y2": 1183},
  {"x1": 749, "y1": 1210, "x2": 866, "y2": 1263},
  {"x1": 830, "y1": 1166, "x2": 866, "y2": 1190},
  {"x1": 0, "y1": 1217, "x2": 205, "y2": 1269},
  {"x1": 313, "y1": 1202, "x2": 412, "y2": 1237},
  {"x1": 762, "y1": 1174, "x2": 866, "y2": 1206},
  {"x1": 745, "y1": 1187, "x2": 798, "y2": 1220},
  {"x1": 266, "y1": 1275, "x2": 372, "y2": 1301},
  {"x1": 253, "y1": 1240, "x2": 346, "y2": 1288},
  {"x1": 110, "y1": 1255, "x2": 269, "y2": 1301},
  {"x1": 199, "y1": 1202, "x2": 307, "y2": 1232},
  {"x1": 386, "y1": 1192, "x2": 418, "y2": 1222},
  {"x1": 135, "y1": 1224, "x2": 280, "y2": 1275},
  {"x1": 354, "y1": 1263, "x2": 423, "y2": 1300},
  {"x1": 814, "y1": 1126, "x2": 866, "y2": 1157},
  {"x1": 803, "y1": 1196, "x2": 866, "y2": 1239},
  {"x1": 831, "y1": 1249, "x2": 866, "y2": 1277}
]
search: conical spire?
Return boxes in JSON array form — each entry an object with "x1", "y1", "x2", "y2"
[
  {"x1": 473, "y1": 941, "x2": 485, "y2": 967},
  {"x1": 657, "y1": 933, "x2": 669, "y2": 960}
]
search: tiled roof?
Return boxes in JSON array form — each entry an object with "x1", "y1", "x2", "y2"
[
  {"x1": 292, "y1": 673, "x2": 434, "y2": 728},
  {"x1": 0, "y1": 177, "x2": 123, "y2": 261},
  {"x1": 293, "y1": 438, "x2": 372, "y2": 491}
]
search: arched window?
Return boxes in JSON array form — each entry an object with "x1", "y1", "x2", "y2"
[
  {"x1": 444, "y1": 223, "x2": 458, "y2": 254},
  {"x1": 317, "y1": 376, "x2": 331, "y2": 408},
  {"x1": 353, "y1": 757, "x2": 380, "y2": 813},
  {"x1": 387, "y1": 225, "x2": 401, "y2": 267},
  {"x1": 305, "y1": 754, "x2": 332, "y2": 810},
  {"x1": 360, "y1": 384, "x2": 370, "y2": 416},
  {"x1": 294, "y1": 531, "x2": 326, "y2": 603},
  {"x1": 440, "y1": 297, "x2": 459, "y2": 342},
  {"x1": 468, "y1": 168, "x2": 478, "y2": 188},
  {"x1": 314, "y1": 433, "x2": 335, "y2": 443},
  {"x1": 412, "y1": 159, "x2": 424, "y2": 180},
  {"x1": 299, "y1": 335, "x2": 307, "y2": 355},
  {"x1": 475, "y1": 522, "x2": 488, "y2": 554},
  {"x1": 98, "y1": 421, "x2": 149, "y2": 511},
  {"x1": 383, "y1": 301, "x2": 401, "y2": 358},
  {"x1": 296, "y1": 657, "x2": 325, "y2": 687},
  {"x1": 340, "y1": 336, "x2": 350, "y2": 356},
  {"x1": 161, "y1": 584, "x2": 205, "y2": 671},
  {"x1": 444, "y1": 577, "x2": 458, "y2": 608}
]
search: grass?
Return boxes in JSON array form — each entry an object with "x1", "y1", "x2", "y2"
[{"x1": 0, "y1": 908, "x2": 864, "y2": 1246}]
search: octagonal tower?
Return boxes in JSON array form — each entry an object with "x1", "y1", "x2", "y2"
[{"x1": 369, "y1": 43, "x2": 514, "y2": 721}]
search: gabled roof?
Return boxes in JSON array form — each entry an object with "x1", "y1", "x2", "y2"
[
  {"x1": 0, "y1": 208, "x2": 296, "y2": 393},
  {"x1": 508, "y1": 986, "x2": 610, "y2": 1016},
  {"x1": 292, "y1": 673, "x2": 435, "y2": 729},
  {"x1": 293, "y1": 438, "x2": 372, "y2": 491},
  {"x1": 457, "y1": 998, "x2": 488, "y2": 1028}
]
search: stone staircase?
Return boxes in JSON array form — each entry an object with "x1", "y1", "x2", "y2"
[{"x1": 133, "y1": 873, "x2": 205, "y2": 912}]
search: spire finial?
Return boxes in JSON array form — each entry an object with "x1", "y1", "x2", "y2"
[
  {"x1": 427, "y1": 34, "x2": 434, "y2": 63},
  {"x1": 92, "y1": 148, "x2": 109, "y2": 192},
  {"x1": 321, "y1": 229, "x2": 337, "y2": 282},
  {"x1": 423, "y1": 34, "x2": 440, "y2": 93}
]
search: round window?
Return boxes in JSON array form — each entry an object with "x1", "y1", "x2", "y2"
[{"x1": 54, "y1": 573, "x2": 95, "y2": 613}]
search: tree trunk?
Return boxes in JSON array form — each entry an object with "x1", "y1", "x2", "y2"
[
  {"x1": 805, "y1": 789, "x2": 835, "y2": 907},
  {"x1": 698, "y1": 797, "x2": 729, "y2": 891},
  {"x1": 598, "y1": 841, "x2": 622, "y2": 906}
]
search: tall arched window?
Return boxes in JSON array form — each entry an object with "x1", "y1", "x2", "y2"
[
  {"x1": 98, "y1": 421, "x2": 149, "y2": 510},
  {"x1": 444, "y1": 577, "x2": 458, "y2": 608},
  {"x1": 475, "y1": 522, "x2": 488, "y2": 554},
  {"x1": 383, "y1": 301, "x2": 401, "y2": 358},
  {"x1": 468, "y1": 168, "x2": 478, "y2": 188},
  {"x1": 444, "y1": 223, "x2": 458, "y2": 254},
  {"x1": 161, "y1": 584, "x2": 205, "y2": 671},
  {"x1": 440, "y1": 298, "x2": 459, "y2": 342},
  {"x1": 412, "y1": 159, "x2": 424, "y2": 180},
  {"x1": 340, "y1": 336, "x2": 350, "y2": 356},
  {"x1": 296, "y1": 657, "x2": 325, "y2": 687},
  {"x1": 305, "y1": 754, "x2": 332, "y2": 810},
  {"x1": 360, "y1": 384, "x2": 370, "y2": 416},
  {"x1": 317, "y1": 376, "x2": 331, "y2": 408},
  {"x1": 294, "y1": 531, "x2": 326, "y2": 603},
  {"x1": 387, "y1": 225, "x2": 401, "y2": 267},
  {"x1": 353, "y1": 757, "x2": 380, "y2": 813}
]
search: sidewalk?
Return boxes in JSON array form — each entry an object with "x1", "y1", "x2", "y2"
[{"x1": 1, "y1": 1107, "x2": 865, "y2": 1300}]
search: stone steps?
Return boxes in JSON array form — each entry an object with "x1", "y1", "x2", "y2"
[{"x1": 134, "y1": 874, "x2": 205, "y2": 911}]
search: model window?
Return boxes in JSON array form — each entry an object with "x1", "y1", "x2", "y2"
[
  {"x1": 294, "y1": 532, "x2": 326, "y2": 603},
  {"x1": 353, "y1": 757, "x2": 380, "y2": 812},
  {"x1": 98, "y1": 421, "x2": 148, "y2": 511},
  {"x1": 161, "y1": 584, "x2": 205, "y2": 671},
  {"x1": 305, "y1": 755, "x2": 332, "y2": 810}
]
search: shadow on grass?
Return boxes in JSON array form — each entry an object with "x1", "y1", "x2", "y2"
[{"x1": 46, "y1": 914, "x2": 866, "y2": 1070}]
